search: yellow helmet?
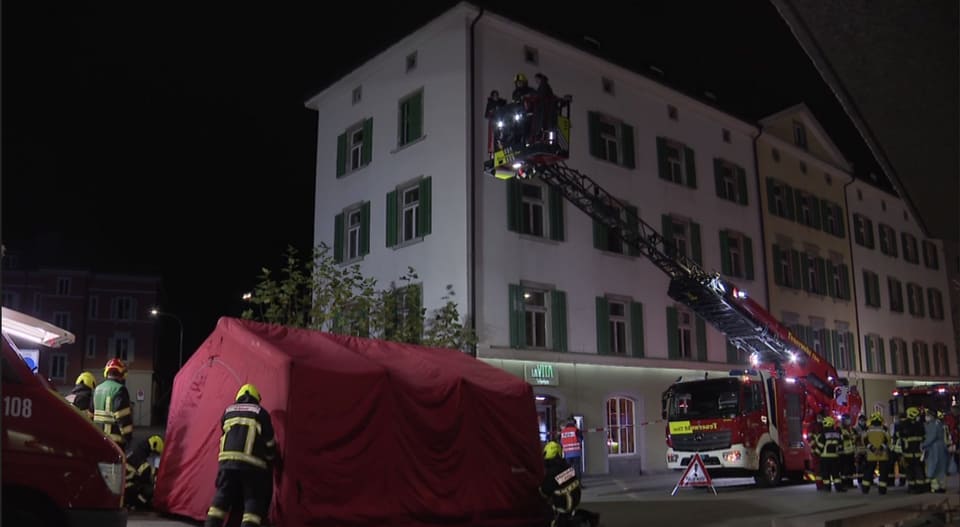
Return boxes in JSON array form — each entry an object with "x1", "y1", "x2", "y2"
[
  {"x1": 148, "y1": 434, "x2": 165, "y2": 455},
  {"x1": 543, "y1": 441, "x2": 562, "y2": 460},
  {"x1": 936, "y1": 410, "x2": 945, "y2": 419},
  {"x1": 514, "y1": 73, "x2": 527, "y2": 83},
  {"x1": 906, "y1": 406, "x2": 920, "y2": 420},
  {"x1": 76, "y1": 372, "x2": 96, "y2": 390},
  {"x1": 822, "y1": 416, "x2": 835, "y2": 428},
  {"x1": 869, "y1": 412, "x2": 884, "y2": 426},
  {"x1": 236, "y1": 383, "x2": 261, "y2": 403}
]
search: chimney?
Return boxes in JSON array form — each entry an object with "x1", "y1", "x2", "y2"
[{"x1": 583, "y1": 35, "x2": 601, "y2": 51}]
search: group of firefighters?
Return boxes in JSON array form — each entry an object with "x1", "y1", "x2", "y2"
[{"x1": 809, "y1": 404, "x2": 960, "y2": 495}]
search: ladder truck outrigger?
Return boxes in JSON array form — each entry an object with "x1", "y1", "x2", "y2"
[{"x1": 483, "y1": 84, "x2": 861, "y2": 487}]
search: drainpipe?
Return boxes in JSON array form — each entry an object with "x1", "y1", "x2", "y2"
[
  {"x1": 751, "y1": 128, "x2": 771, "y2": 311},
  {"x1": 842, "y1": 172, "x2": 863, "y2": 401},
  {"x1": 468, "y1": 7, "x2": 484, "y2": 357}
]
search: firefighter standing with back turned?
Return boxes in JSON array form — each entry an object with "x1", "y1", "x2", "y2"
[
  {"x1": 205, "y1": 384, "x2": 278, "y2": 527},
  {"x1": 93, "y1": 358, "x2": 134, "y2": 447},
  {"x1": 901, "y1": 406, "x2": 926, "y2": 493},
  {"x1": 813, "y1": 416, "x2": 845, "y2": 492},
  {"x1": 862, "y1": 412, "x2": 892, "y2": 494}
]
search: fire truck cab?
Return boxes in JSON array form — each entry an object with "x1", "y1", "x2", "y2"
[
  {"x1": 889, "y1": 383, "x2": 960, "y2": 417},
  {"x1": 1, "y1": 307, "x2": 127, "y2": 527}
]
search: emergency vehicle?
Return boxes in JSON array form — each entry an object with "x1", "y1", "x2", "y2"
[
  {"x1": 890, "y1": 383, "x2": 960, "y2": 417},
  {"x1": 484, "y1": 81, "x2": 860, "y2": 487},
  {"x1": 1, "y1": 307, "x2": 127, "y2": 526}
]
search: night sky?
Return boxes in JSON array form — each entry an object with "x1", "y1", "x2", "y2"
[{"x1": 1, "y1": 2, "x2": 933, "y2": 386}]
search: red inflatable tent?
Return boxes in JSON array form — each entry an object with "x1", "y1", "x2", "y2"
[{"x1": 153, "y1": 317, "x2": 545, "y2": 526}]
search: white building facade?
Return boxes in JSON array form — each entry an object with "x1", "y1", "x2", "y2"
[
  {"x1": 307, "y1": 3, "x2": 767, "y2": 475},
  {"x1": 846, "y1": 177, "x2": 957, "y2": 414}
]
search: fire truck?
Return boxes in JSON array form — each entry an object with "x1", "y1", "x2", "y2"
[
  {"x1": 484, "y1": 85, "x2": 860, "y2": 487},
  {"x1": 889, "y1": 383, "x2": 960, "y2": 417}
]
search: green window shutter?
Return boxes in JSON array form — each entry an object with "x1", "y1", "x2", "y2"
[
  {"x1": 827, "y1": 261, "x2": 837, "y2": 298},
  {"x1": 409, "y1": 91, "x2": 423, "y2": 141},
  {"x1": 719, "y1": 230, "x2": 732, "y2": 275},
  {"x1": 726, "y1": 341, "x2": 739, "y2": 364},
  {"x1": 854, "y1": 216, "x2": 864, "y2": 245},
  {"x1": 621, "y1": 123, "x2": 635, "y2": 169},
  {"x1": 878, "y1": 338, "x2": 886, "y2": 373},
  {"x1": 873, "y1": 274, "x2": 882, "y2": 308},
  {"x1": 336, "y1": 133, "x2": 347, "y2": 177},
  {"x1": 847, "y1": 333, "x2": 856, "y2": 371},
  {"x1": 626, "y1": 205, "x2": 640, "y2": 256},
  {"x1": 666, "y1": 307, "x2": 679, "y2": 360},
  {"x1": 816, "y1": 258, "x2": 827, "y2": 295},
  {"x1": 548, "y1": 186, "x2": 564, "y2": 241},
  {"x1": 691, "y1": 222, "x2": 702, "y2": 265},
  {"x1": 592, "y1": 220, "x2": 608, "y2": 251},
  {"x1": 630, "y1": 302, "x2": 644, "y2": 358},
  {"x1": 744, "y1": 236, "x2": 755, "y2": 280},
  {"x1": 830, "y1": 330, "x2": 839, "y2": 365},
  {"x1": 506, "y1": 178, "x2": 521, "y2": 232},
  {"x1": 334, "y1": 213, "x2": 344, "y2": 263},
  {"x1": 714, "y1": 159, "x2": 724, "y2": 199},
  {"x1": 386, "y1": 190, "x2": 398, "y2": 247},
  {"x1": 834, "y1": 205, "x2": 845, "y2": 238},
  {"x1": 890, "y1": 339, "x2": 898, "y2": 374},
  {"x1": 791, "y1": 250, "x2": 802, "y2": 290},
  {"x1": 696, "y1": 317, "x2": 707, "y2": 362},
  {"x1": 927, "y1": 288, "x2": 935, "y2": 317},
  {"x1": 840, "y1": 264, "x2": 850, "y2": 300},
  {"x1": 595, "y1": 297, "x2": 610, "y2": 355},
  {"x1": 361, "y1": 118, "x2": 373, "y2": 166},
  {"x1": 552, "y1": 290, "x2": 567, "y2": 352},
  {"x1": 865, "y1": 219, "x2": 874, "y2": 248},
  {"x1": 657, "y1": 137, "x2": 670, "y2": 180},
  {"x1": 766, "y1": 177, "x2": 777, "y2": 214},
  {"x1": 773, "y1": 244, "x2": 784, "y2": 285},
  {"x1": 509, "y1": 284, "x2": 525, "y2": 348},
  {"x1": 863, "y1": 271, "x2": 872, "y2": 306},
  {"x1": 736, "y1": 167, "x2": 748, "y2": 205},
  {"x1": 784, "y1": 185, "x2": 796, "y2": 220},
  {"x1": 360, "y1": 202, "x2": 371, "y2": 256},
  {"x1": 661, "y1": 214, "x2": 674, "y2": 256},
  {"x1": 684, "y1": 146, "x2": 696, "y2": 188},
  {"x1": 865, "y1": 336, "x2": 875, "y2": 372},
  {"x1": 418, "y1": 177, "x2": 432, "y2": 237},
  {"x1": 810, "y1": 196, "x2": 822, "y2": 229},
  {"x1": 801, "y1": 254, "x2": 811, "y2": 292},
  {"x1": 795, "y1": 191, "x2": 806, "y2": 225},
  {"x1": 588, "y1": 112, "x2": 602, "y2": 158},
  {"x1": 916, "y1": 287, "x2": 925, "y2": 317}
]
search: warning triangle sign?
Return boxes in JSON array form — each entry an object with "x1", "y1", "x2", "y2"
[{"x1": 671, "y1": 453, "x2": 717, "y2": 496}]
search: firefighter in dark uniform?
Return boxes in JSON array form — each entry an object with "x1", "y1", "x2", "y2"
[
  {"x1": 205, "y1": 384, "x2": 277, "y2": 527},
  {"x1": 809, "y1": 413, "x2": 825, "y2": 490},
  {"x1": 65, "y1": 371, "x2": 96, "y2": 419},
  {"x1": 540, "y1": 441, "x2": 599, "y2": 527},
  {"x1": 813, "y1": 416, "x2": 845, "y2": 492},
  {"x1": 839, "y1": 414, "x2": 856, "y2": 490},
  {"x1": 862, "y1": 412, "x2": 892, "y2": 494},
  {"x1": 890, "y1": 412, "x2": 906, "y2": 486},
  {"x1": 93, "y1": 358, "x2": 134, "y2": 447},
  {"x1": 853, "y1": 414, "x2": 869, "y2": 489},
  {"x1": 125, "y1": 434, "x2": 165, "y2": 509},
  {"x1": 900, "y1": 406, "x2": 926, "y2": 493}
]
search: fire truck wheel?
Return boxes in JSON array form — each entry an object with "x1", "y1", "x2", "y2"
[
  {"x1": 754, "y1": 448, "x2": 782, "y2": 487},
  {"x1": 1, "y1": 488, "x2": 63, "y2": 527}
]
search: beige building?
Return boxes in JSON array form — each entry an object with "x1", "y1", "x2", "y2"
[{"x1": 757, "y1": 105, "x2": 860, "y2": 384}]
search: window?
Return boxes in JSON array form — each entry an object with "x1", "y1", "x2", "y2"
[
  {"x1": 862, "y1": 270, "x2": 881, "y2": 307},
  {"x1": 601, "y1": 77, "x2": 614, "y2": 95},
  {"x1": 50, "y1": 353, "x2": 67, "y2": 380},
  {"x1": 677, "y1": 308, "x2": 693, "y2": 360},
  {"x1": 772, "y1": 148, "x2": 780, "y2": 162},
  {"x1": 720, "y1": 230, "x2": 753, "y2": 280},
  {"x1": 523, "y1": 288, "x2": 548, "y2": 349},
  {"x1": 793, "y1": 120, "x2": 807, "y2": 149},
  {"x1": 878, "y1": 224, "x2": 898, "y2": 257},
  {"x1": 864, "y1": 334, "x2": 884, "y2": 373},
  {"x1": 715, "y1": 160, "x2": 746, "y2": 205},
  {"x1": 888, "y1": 277, "x2": 904, "y2": 312},
  {"x1": 665, "y1": 142, "x2": 683, "y2": 184},
  {"x1": 796, "y1": 192, "x2": 817, "y2": 227},
  {"x1": 933, "y1": 343, "x2": 950, "y2": 376},
  {"x1": 336, "y1": 119, "x2": 373, "y2": 177},
  {"x1": 521, "y1": 182, "x2": 545, "y2": 237},
  {"x1": 523, "y1": 45, "x2": 538, "y2": 65},
  {"x1": 86, "y1": 335, "x2": 96, "y2": 359},
  {"x1": 405, "y1": 51, "x2": 417, "y2": 72},
  {"x1": 89, "y1": 296, "x2": 98, "y2": 318},
  {"x1": 599, "y1": 119, "x2": 620, "y2": 164},
  {"x1": 53, "y1": 311, "x2": 70, "y2": 330},
  {"x1": 811, "y1": 326, "x2": 826, "y2": 357},
  {"x1": 772, "y1": 244, "x2": 800, "y2": 289},
  {"x1": 57, "y1": 277, "x2": 71, "y2": 296},
  {"x1": 891, "y1": 338, "x2": 908, "y2": 375},
  {"x1": 671, "y1": 219, "x2": 687, "y2": 260},
  {"x1": 605, "y1": 397, "x2": 635, "y2": 455},
  {"x1": 111, "y1": 334, "x2": 133, "y2": 362},
  {"x1": 334, "y1": 202, "x2": 370, "y2": 263},
  {"x1": 507, "y1": 179, "x2": 563, "y2": 241},
  {"x1": 352, "y1": 86, "x2": 362, "y2": 105},
  {"x1": 766, "y1": 178, "x2": 793, "y2": 219},
  {"x1": 836, "y1": 331, "x2": 849, "y2": 370},
  {"x1": 807, "y1": 255, "x2": 820, "y2": 294},
  {"x1": 347, "y1": 208, "x2": 362, "y2": 260},
  {"x1": 901, "y1": 233, "x2": 919, "y2": 264},
  {"x1": 658, "y1": 138, "x2": 695, "y2": 188},
  {"x1": 608, "y1": 301, "x2": 628, "y2": 355},
  {"x1": 922, "y1": 240, "x2": 940, "y2": 269},
  {"x1": 594, "y1": 203, "x2": 639, "y2": 255},
  {"x1": 927, "y1": 288, "x2": 944, "y2": 320},
  {"x1": 667, "y1": 105, "x2": 678, "y2": 120},
  {"x1": 386, "y1": 284, "x2": 423, "y2": 344},
  {"x1": 912, "y1": 341, "x2": 930, "y2": 376},
  {"x1": 832, "y1": 262, "x2": 844, "y2": 299},
  {"x1": 853, "y1": 214, "x2": 875, "y2": 248},
  {"x1": 907, "y1": 283, "x2": 925, "y2": 317},
  {"x1": 387, "y1": 178, "x2": 432, "y2": 246},
  {"x1": 722, "y1": 129, "x2": 731, "y2": 143},
  {"x1": 398, "y1": 90, "x2": 423, "y2": 147}
]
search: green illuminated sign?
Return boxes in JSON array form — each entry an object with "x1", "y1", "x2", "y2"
[{"x1": 525, "y1": 363, "x2": 558, "y2": 386}]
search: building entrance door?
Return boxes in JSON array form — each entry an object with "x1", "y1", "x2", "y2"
[{"x1": 535, "y1": 394, "x2": 557, "y2": 444}]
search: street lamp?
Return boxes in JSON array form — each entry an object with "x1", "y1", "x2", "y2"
[{"x1": 150, "y1": 307, "x2": 184, "y2": 369}]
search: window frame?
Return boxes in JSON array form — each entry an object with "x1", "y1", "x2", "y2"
[
  {"x1": 605, "y1": 396, "x2": 636, "y2": 456},
  {"x1": 522, "y1": 286, "x2": 550, "y2": 349},
  {"x1": 520, "y1": 181, "x2": 546, "y2": 238}
]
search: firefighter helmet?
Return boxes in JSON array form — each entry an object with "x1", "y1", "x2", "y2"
[
  {"x1": 236, "y1": 383, "x2": 261, "y2": 403},
  {"x1": 869, "y1": 411, "x2": 884, "y2": 426},
  {"x1": 906, "y1": 406, "x2": 920, "y2": 420},
  {"x1": 148, "y1": 434, "x2": 165, "y2": 455},
  {"x1": 936, "y1": 410, "x2": 944, "y2": 419},
  {"x1": 76, "y1": 371, "x2": 96, "y2": 390},
  {"x1": 514, "y1": 73, "x2": 527, "y2": 83},
  {"x1": 822, "y1": 416, "x2": 835, "y2": 428},
  {"x1": 543, "y1": 441, "x2": 562, "y2": 460},
  {"x1": 104, "y1": 358, "x2": 127, "y2": 379}
]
